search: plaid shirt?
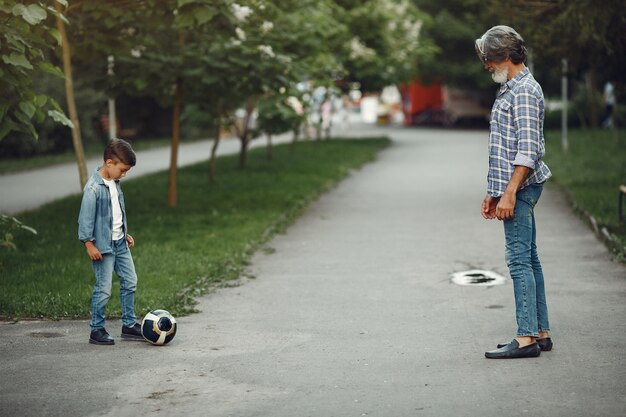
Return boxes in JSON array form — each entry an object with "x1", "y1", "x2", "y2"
[{"x1": 487, "y1": 67, "x2": 551, "y2": 197}]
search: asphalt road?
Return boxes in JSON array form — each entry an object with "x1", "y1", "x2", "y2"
[{"x1": 1, "y1": 125, "x2": 624, "y2": 417}]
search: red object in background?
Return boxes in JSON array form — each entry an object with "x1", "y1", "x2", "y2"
[{"x1": 400, "y1": 80, "x2": 443, "y2": 125}]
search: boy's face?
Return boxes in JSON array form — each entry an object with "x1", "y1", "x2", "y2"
[{"x1": 102, "y1": 159, "x2": 132, "y2": 181}]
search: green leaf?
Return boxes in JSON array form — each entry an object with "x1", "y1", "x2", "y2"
[
  {"x1": 177, "y1": 0, "x2": 199, "y2": 6},
  {"x1": 34, "y1": 95, "x2": 48, "y2": 107},
  {"x1": 174, "y1": 13, "x2": 195, "y2": 28},
  {"x1": 19, "y1": 101, "x2": 36, "y2": 118},
  {"x1": 13, "y1": 108, "x2": 33, "y2": 125},
  {"x1": 48, "y1": 109, "x2": 74, "y2": 128},
  {"x1": 12, "y1": 4, "x2": 47, "y2": 25},
  {"x1": 49, "y1": 28, "x2": 62, "y2": 46},
  {"x1": 47, "y1": 6, "x2": 70, "y2": 25},
  {"x1": 48, "y1": 98, "x2": 63, "y2": 113},
  {"x1": 37, "y1": 62, "x2": 65, "y2": 78},
  {"x1": 34, "y1": 108, "x2": 46, "y2": 124},
  {"x1": 2, "y1": 52, "x2": 33, "y2": 69},
  {"x1": 25, "y1": 122, "x2": 38, "y2": 140},
  {"x1": 194, "y1": 8, "x2": 215, "y2": 25},
  {"x1": 55, "y1": 0, "x2": 69, "y2": 7},
  {"x1": 0, "y1": 118, "x2": 18, "y2": 141}
]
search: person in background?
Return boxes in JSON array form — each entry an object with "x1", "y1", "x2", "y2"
[{"x1": 602, "y1": 80, "x2": 616, "y2": 128}]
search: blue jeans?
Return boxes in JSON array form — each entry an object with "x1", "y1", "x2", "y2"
[
  {"x1": 90, "y1": 237, "x2": 137, "y2": 330},
  {"x1": 503, "y1": 184, "x2": 550, "y2": 337}
]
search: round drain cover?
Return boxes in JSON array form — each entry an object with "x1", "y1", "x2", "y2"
[{"x1": 450, "y1": 269, "x2": 506, "y2": 286}]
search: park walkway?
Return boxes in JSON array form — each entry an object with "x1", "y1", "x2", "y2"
[{"x1": 0, "y1": 125, "x2": 625, "y2": 417}]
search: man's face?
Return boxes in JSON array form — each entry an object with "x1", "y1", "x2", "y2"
[{"x1": 484, "y1": 60, "x2": 508, "y2": 84}]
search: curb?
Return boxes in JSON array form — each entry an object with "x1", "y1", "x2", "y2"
[{"x1": 555, "y1": 185, "x2": 626, "y2": 261}]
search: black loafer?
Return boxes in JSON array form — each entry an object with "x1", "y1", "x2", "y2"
[
  {"x1": 497, "y1": 337, "x2": 552, "y2": 351},
  {"x1": 121, "y1": 323, "x2": 143, "y2": 340},
  {"x1": 485, "y1": 339, "x2": 540, "y2": 359},
  {"x1": 89, "y1": 329, "x2": 115, "y2": 345}
]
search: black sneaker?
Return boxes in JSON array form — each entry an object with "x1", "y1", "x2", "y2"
[
  {"x1": 121, "y1": 323, "x2": 143, "y2": 340},
  {"x1": 89, "y1": 329, "x2": 115, "y2": 345}
]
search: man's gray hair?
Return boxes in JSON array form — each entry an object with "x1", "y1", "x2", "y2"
[{"x1": 475, "y1": 25, "x2": 527, "y2": 65}]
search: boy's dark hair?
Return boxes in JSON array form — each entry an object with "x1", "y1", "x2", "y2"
[{"x1": 104, "y1": 138, "x2": 136, "y2": 166}]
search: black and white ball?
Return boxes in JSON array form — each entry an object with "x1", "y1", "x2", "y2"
[{"x1": 141, "y1": 309, "x2": 177, "y2": 345}]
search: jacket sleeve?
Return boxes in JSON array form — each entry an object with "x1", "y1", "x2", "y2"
[{"x1": 78, "y1": 187, "x2": 96, "y2": 243}]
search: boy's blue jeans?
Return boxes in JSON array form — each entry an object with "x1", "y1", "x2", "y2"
[
  {"x1": 90, "y1": 237, "x2": 137, "y2": 331},
  {"x1": 503, "y1": 184, "x2": 550, "y2": 337}
]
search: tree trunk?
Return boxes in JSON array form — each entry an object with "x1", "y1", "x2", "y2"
[
  {"x1": 290, "y1": 127, "x2": 300, "y2": 151},
  {"x1": 208, "y1": 110, "x2": 222, "y2": 184},
  {"x1": 266, "y1": 133, "x2": 273, "y2": 160},
  {"x1": 55, "y1": 3, "x2": 87, "y2": 189},
  {"x1": 168, "y1": 78, "x2": 183, "y2": 208},
  {"x1": 167, "y1": 32, "x2": 185, "y2": 208},
  {"x1": 239, "y1": 135, "x2": 249, "y2": 169},
  {"x1": 587, "y1": 69, "x2": 599, "y2": 128},
  {"x1": 238, "y1": 99, "x2": 256, "y2": 169}
]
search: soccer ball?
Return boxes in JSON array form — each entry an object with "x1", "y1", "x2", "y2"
[{"x1": 141, "y1": 309, "x2": 177, "y2": 345}]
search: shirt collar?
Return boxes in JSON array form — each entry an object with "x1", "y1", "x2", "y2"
[{"x1": 497, "y1": 67, "x2": 530, "y2": 96}]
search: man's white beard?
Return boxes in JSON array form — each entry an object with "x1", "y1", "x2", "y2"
[{"x1": 492, "y1": 68, "x2": 508, "y2": 84}]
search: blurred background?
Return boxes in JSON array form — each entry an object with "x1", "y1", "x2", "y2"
[{"x1": 2, "y1": 0, "x2": 624, "y2": 163}]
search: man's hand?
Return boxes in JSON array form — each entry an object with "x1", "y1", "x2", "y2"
[
  {"x1": 127, "y1": 234, "x2": 135, "y2": 248},
  {"x1": 496, "y1": 191, "x2": 516, "y2": 220},
  {"x1": 85, "y1": 241, "x2": 103, "y2": 261},
  {"x1": 481, "y1": 195, "x2": 498, "y2": 219},
  {"x1": 495, "y1": 165, "x2": 530, "y2": 221}
]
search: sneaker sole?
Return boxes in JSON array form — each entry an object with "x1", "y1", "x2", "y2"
[
  {"x1": 120, "y1": 334, "x2": 144, "y2": 340},
  {"x1": 89, "y1": 338, "x2": 115, "y2": 345}
]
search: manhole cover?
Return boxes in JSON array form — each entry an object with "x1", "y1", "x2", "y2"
[
  {"x1": 450, "y1": 269, "x2": 506, "y2": 286},
  {"x1": 30, "y1": 332, "x2": 65, "y2": 338}
]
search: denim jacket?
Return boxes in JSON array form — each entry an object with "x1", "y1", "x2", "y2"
[{"x1": 78, "y1": 168, "x2": 128, "y2": 254}]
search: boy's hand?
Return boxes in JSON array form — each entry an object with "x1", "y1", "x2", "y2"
[
  {"x1": 127, "y1": 234, "x2": 135, "y2": 248},
  {"x1": 85, "y1": 241, "x2": 103, "y2": 261}
]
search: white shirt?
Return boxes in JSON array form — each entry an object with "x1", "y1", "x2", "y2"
[{"x1": 103, "y1": 178, "x2": 124, "y2": 241}]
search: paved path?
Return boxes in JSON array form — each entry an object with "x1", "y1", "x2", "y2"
[{"x1": 1, "y1": 126, "x2": 625, "y2": 417}]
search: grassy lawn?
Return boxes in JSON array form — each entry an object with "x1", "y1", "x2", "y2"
[
  {"x1": 544, "y1": 128, "x2": 626, "y2": 253},
  {"x1": 0, "y1": 138, "x2": 390, "y2": 319}
]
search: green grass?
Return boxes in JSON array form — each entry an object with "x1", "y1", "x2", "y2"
[
  {"x1": 0, "y1": 138, "x2": 390, "y2": 319},
  {"x1": 544, "y1": 128, "x2": 626, "y2": 253},
  {"x1": 0, "y1": 136, "x2": 194, "y2": 175}
]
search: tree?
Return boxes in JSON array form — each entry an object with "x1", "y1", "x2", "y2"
[
  {"x1": 335, "y1": 0, "x2": 434, "y2": 92},
  {"x1": 0, "y1": 0, "x2": 72, "y2": 141},
  {"x1": 486, "y1": 0, "x2": 626, "y2": 127},
  {"x1": 412, "y1": 0, "x2": 494, "y2": 90},
  {"x1": 54, "y1": 0, "x2": 87, "y2": 187},
  {"x1": 257, "y1": 90, "x2": 305, "y2": 160}
]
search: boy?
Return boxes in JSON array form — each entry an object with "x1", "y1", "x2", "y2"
[{"x1": 78, "y1": 138, "x2": 142, "y2": 345}]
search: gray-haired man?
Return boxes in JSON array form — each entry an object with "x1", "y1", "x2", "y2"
[{"x1": 476, "y1": 26, "x2": 553, "y2": 359}]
